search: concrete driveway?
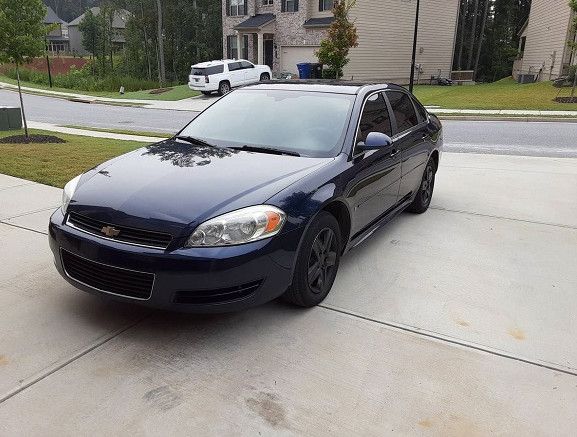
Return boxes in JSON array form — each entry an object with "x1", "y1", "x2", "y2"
[{"x1": 0, "y1": 153, "x2": 576, "y2": 436}]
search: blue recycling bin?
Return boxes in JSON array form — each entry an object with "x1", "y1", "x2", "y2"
[{"x1": 297, "y1": 63, "x2": 312, "y2": 79}]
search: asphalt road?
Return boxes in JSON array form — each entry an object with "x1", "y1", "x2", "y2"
[{"x1": 2, "y1": 89, "x2": 577, "y2": 157}]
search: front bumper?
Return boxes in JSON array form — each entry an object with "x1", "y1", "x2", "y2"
[{"x1": 49, "y1": 208, "x2": 302, "y2": 313}]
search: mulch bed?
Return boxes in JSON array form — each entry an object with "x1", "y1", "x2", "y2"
[
  {"x1": 554, "y1": 97, "x2": 577, "y2": 104},
  {"x1": 0, "y1": 134, "x2": 66, "y2": 144},
  {"x1": 148, "y1": 88, "x2": 172, "y2": 95}
]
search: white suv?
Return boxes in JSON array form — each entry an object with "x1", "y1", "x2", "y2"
[{"x1": 188, "y1": 60, "x2": 272, "y2": 96}]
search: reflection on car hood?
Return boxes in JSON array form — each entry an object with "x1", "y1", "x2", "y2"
[{"x1": 69, "y1": 139, "x2": 331, "y2": 234}]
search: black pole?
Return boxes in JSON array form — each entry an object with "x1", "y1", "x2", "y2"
[
  {"x1": 409, "y1": 0, "x2": 421, "y2": 93},
  {"x1": 45, "y1": 38, "x2": 53, "y2": 88}
]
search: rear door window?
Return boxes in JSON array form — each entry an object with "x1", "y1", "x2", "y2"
[
  {"x1": 386, "y1": 91, "x2": 419, "y2": 134},
  {"x1": 191, "y1": 65, "x2": 224, "y2": 76},
  {"x1": 228, "y1": 62, "x2": 242, "y2": 72},
  {"x1": 411, "y1": 96, "x2": 429, "y2": 123},
  {"x1": 356, "y1": 93, "x2": 393, "y2": 146}
]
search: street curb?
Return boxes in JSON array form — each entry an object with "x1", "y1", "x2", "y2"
[{"x1": 437, "y1": 115, "x2": 577, "y2": 123}]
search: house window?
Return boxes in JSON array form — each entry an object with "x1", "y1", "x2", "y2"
[
  {"x1": 263, "y1": 0, "x2": 273, "y2": 5},
  {"x1": 319, "y1": 0, "x2": 333, "y2": 11},
  {"x1": 227, "y1": 35, "x2": 238, "y2": 59},
  {"x1": 228, "y1": 0, "x2": 246, "y2": 16},
  {"x1": 227, "y1": 35, "x2": 249, "y2": 59},
  {"x1": 281, "y1": 0, "x2": 298, "y2": 12}
]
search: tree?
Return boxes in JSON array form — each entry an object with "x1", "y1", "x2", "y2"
[
  {"x1": 466, "y1": 0, "x2": 480, "y2": 70},
  {"x1": 79, "y1": 8, "x2": 103, "y2": 74},
  {"x1": 0, "y1": 0, "x2": 47, "y2": 138},
  {"x1": 568, "y1": 0, "x2": 577, "y2": 99},
  {"x1": 156, "y1": 0, "x2": 166, "y2": 85},
  {"x1": 316, "y1": 0, "x2": 359, "y2": 79},
  {"x1": 473, "y1": 0, "x2": 491, "y2": 79}
]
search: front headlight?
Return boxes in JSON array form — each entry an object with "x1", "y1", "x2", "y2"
[
  {"x1": 186, "y1": 205, "x2": 286, "y2": 247},
  {"x1": 61, "y1": 174, "x2": 82, "y2": 214}
]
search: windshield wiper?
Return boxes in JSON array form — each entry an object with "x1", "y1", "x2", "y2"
[
  {"x1": 174, "y1": 135, "x2": 217, "y2": 148},
  {"x1": 232, "y1": 145, "x2": 301, "y2": 157}
]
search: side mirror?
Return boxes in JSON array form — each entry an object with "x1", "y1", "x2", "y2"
[{"x1": 357, "y1": 132, "x2": 393, "y2": 152}]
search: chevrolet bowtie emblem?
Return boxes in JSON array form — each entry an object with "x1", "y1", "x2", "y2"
[{"x1": 101, "y1": 226, "x2": 121, "y2": 237}]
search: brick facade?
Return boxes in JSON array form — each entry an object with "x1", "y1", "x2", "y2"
[{"x1": 222, "y1": 0, "x2": 330, "y2": 74}]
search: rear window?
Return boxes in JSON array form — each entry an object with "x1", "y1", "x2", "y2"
[{"x1": 191, "y1": 65, "x2": 224, "y2": 76}]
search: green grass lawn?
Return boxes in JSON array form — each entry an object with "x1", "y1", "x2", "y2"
[
  {"x1": 0, "y1": 129, "x2": 143, "y2": 188},
  {"x1": 0, "y1": 75, "x2": 200, "y2": 101},
  {"x1": 413, "y1": 78, "x2": 577, "y2": 111},
  {"x1": 93, "y1": 84, "x2": 200, "y2": 101}
]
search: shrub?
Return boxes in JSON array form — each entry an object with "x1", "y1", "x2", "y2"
[{"x1": 569, "y1": 65, "x2": 576, "y2": 84}]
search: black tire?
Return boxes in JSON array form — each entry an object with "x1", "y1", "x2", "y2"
[
  {"x1": 260, "y1": 73, "x2": 270, "y2": 81},
  {"x1": 407, "y1": 158, "x2": 436, "y2": 214},
  {"x1": 201, "y1": 91, "x2": 212, "y2": 96},
  {"x1": 217, "y1": 81, "x2": 231, "y2": 96},
  {"x1": 283, "y1": 212, "x2": 342, "y2": 307}
]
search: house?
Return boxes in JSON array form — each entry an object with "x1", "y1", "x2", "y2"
[
  {"x1": 44, "y1": 6, "x2": 70, "y2": 54},
  {"x1": 67, "y1": 7, "x2": 131, "y2": 56},
  {"x1": 222, "y1": 0, "x2": 461, "y2": 83},
  {"x1": 513, "y1": 0, "x2": 576, "y2": 81}
]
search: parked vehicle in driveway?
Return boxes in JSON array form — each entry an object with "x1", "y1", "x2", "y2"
[
  {"x1": 50, "y1": 81, "x2": 442, "y2": 313},
  {"x1": 188, "y1": 59, "x2": 272, "y2": 95}
]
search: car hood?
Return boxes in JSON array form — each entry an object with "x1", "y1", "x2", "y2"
[{"x1": 69, "y1": 140, "x2": 331, "y2": 236}]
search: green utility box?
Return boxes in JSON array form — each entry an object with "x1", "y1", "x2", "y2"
[{"x1": 0, "y1": 106, "x2": 23, "y2": 130}]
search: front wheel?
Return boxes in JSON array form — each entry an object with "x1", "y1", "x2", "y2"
[
  {"x1": 260, "y1": 73, "x2": 270, "y2": 81},
  {"x1": 407, "y1": 158, "x2": 436, "y2": 214},
  {"x1": 283, "y1": 212, "x2": 341, "y2": 307}
]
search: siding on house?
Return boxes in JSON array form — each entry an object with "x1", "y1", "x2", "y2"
[
  {"x1": 222, "y1": 0, "x2": 460, "y2": 84},
  {"x1": 344, "y1": 0, "x2": 460, "y2": 83},
  {"x1": 518, "y1": 0, "x2": 573, "y2": 80}
]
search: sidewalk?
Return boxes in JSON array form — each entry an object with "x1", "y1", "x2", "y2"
[{"x1": 28, "y1": 121, "x2": 162, "y2": 143}]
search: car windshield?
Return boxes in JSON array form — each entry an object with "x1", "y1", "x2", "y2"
[{"x1": 178, "y1": 89, "x2": 355, "y2": 158}]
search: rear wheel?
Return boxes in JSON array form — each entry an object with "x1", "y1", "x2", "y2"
[
  {"x1": 283, "y1": 212, "x2": 341, "y2": 307},
  {"x1": 218, "y1": 81, "x2": 231, "y2": 95},
  {"x1": 260, "y1": 73, "x2": 270, "y2": 81},
  {"x1": 407, "y1": 158, "x2": 435, "y2": 214}
]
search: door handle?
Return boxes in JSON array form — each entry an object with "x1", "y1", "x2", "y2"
[
  {"x1": 390, "y1": 149, "x2": 400, "y2": 158},
  {"x1": 422, "y1": 133, "x2": 429, "y2": 140}
]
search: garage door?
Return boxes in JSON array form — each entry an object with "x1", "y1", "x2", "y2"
[{"x1": 280, "y1": 46, "x2": 320, "y2": 74}]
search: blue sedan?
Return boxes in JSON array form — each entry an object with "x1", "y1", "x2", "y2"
[{"x1": 49, "y1": 81, "x2": 442, "y2": 312}]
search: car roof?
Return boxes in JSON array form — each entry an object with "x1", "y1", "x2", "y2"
[
  {"x1": 242, "y1": 80, "x2": 407, "y2": 95},
  {"x1": 191, "y1": 59, "x2": 250, "y2": 67}
]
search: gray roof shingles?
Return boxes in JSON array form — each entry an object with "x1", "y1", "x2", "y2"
[
  {"x1": 303, "y1": 17, "x2": 335, "y2": 27},
  {"x1": 68, "y1": 7, "x2": 130, "y2": 28},
  {"x1": 44, "y1": 6, "x2": 66, "y2": 24},
  {"x1": 234, "y1": 14, "x2": 276, "y2": 30}
]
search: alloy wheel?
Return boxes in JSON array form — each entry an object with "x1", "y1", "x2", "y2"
[
  {"x1": 421, "y1": 164, "x2": 434, "y2": 205},
  {"x1": 220, "y1": 82, "x2": 230, "y2": 94},
  {"x1": 307, "y1": 228, "x2": 338, "y2": 294}
]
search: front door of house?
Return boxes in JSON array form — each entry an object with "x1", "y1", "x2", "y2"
[{"x1": 264, "y1": 40, "x2": 274, "y2": 69}]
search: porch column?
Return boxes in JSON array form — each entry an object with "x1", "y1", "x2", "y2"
[
  {"x1": 236, "y1": 33, "x2": 242, "y2": 59},
  {"x1": 257, "y1": 33, "x2": 264, "y2": 65}
]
